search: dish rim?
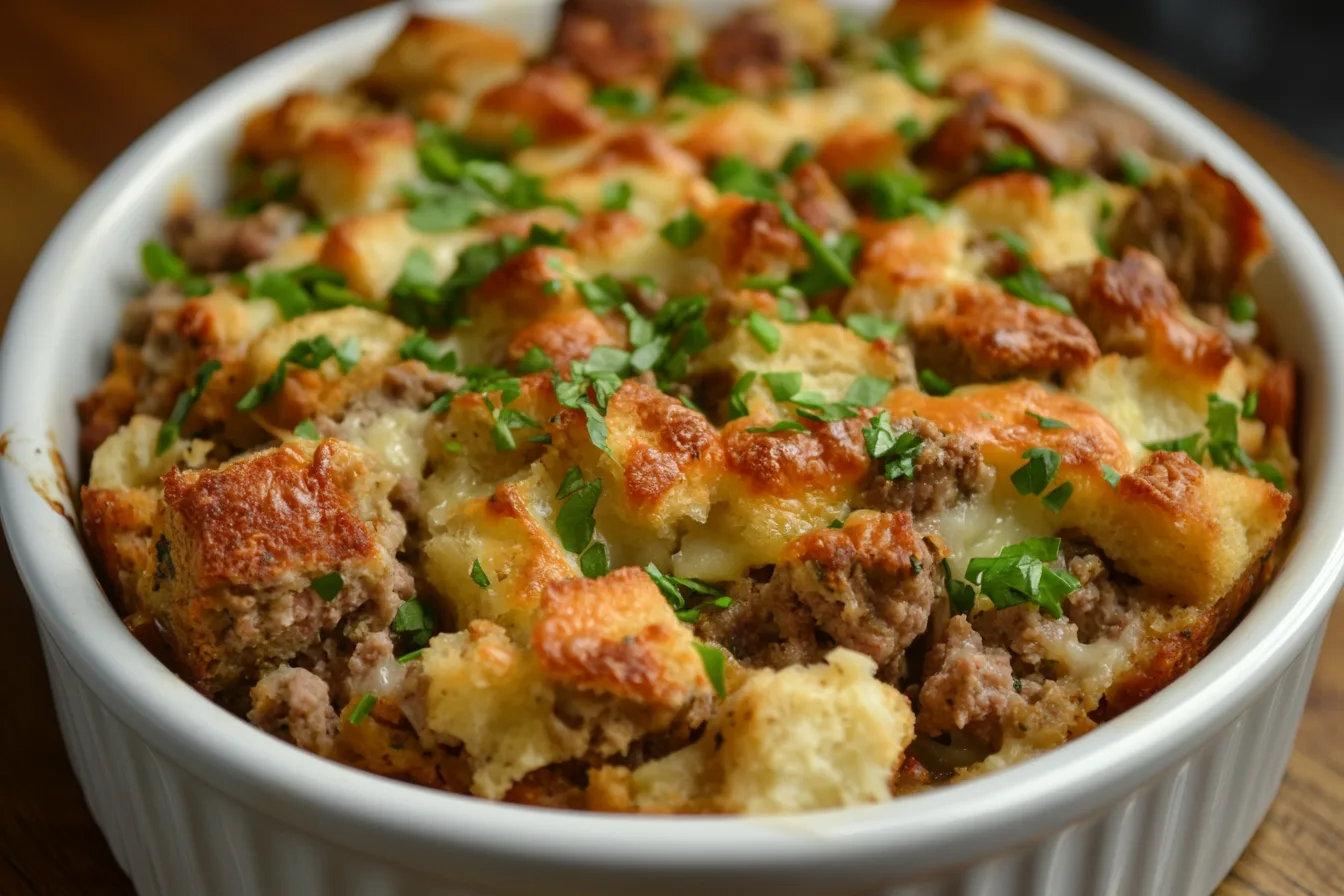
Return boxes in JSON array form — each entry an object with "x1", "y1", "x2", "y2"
[{"x1": 2, "y1": 0, "x2": 1343, "y2": 881}]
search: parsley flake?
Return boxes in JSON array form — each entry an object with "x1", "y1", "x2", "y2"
[
  {"x1": 390, "y1": 596, "x2": 437, "y2": 649},
  {"x1": 1042, "y1": 481, "x2": 1074, "y2": 513},
  {"x1": 660, "y1": 211, "x2": 705, "y2": 248},
  {"x1": 845, "y1": 314, "x2": 901, "y2": 342},
  {"x1": 312, "y1": 572, "x2": 344, "y2": 602},
  {"x1": 862, "y1": 411, "x2": 924, "y2": 480},
  {"x1": 728, "y1": 372, "x2": 757, "y2": 419},
  {"x1": 779, "y1": 140, "x2": 816, "y2": 175},
  {"x1": 156, "y1": 359, "x2": 221, "y2": 454},
  {"x1": 746, "y1": 311, "x2": 782, "y2": 353},
  {"x1": 294, "y1": 419, "x2": 321, "y2": 440},
  {"x1": 1118, "y1": 150, "x2": 1152, "y2": 186},
  {"x1": 470, "y1": 559, "x2": 490, "y2": 588},
  {"x1": 746, "y1": 420, "x2": 809, "y2": 433},
  {"x1": 516, "y1": 346, "x2": 553, "y2": 374},
  {"x1": 1011, "y1": 447, "x2": 1062, "y2": 496},
  {"x1": 601, "y1": 181, "x2": 633, "y2": 211},
  {"x1": 944, "y1": 559, "x2": 978, "y2": 614},
  {"x1": 349, "y1": 694, "x2": 377, "y2": 725},
  {"x1": 1025, "y1": 411, "x2": 1071, "y2": 430},
  {"x1": 919, "y1": 369, "x2": 953, "y2": 396},
  {"x1": 1101, "y1": 464, "x2": 1121, "y2": 487},
  {"x1": 964, "y1": 538, "x2": 1080, "y2": 618},
  {"x1": 580, "y1": 542, "x2": 610, "y2": 578},
  {"x1": 692, "y1": 642, "x2": 727, "y2": 698},
  {"x1": 237, "y1": 335, "x2": 361, "y2": 411},
  {"x1": 1228, "y1": 291, "x2": 1258, "y2": 323},
  {"x1": 556, "y1": 476, "x2": 602, "y2": 554}
]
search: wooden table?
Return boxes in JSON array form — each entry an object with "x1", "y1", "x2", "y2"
[{"x1": 0, "y1": 2, "x2": 1340, "y2": 893}]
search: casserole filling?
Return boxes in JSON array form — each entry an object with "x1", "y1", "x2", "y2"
[{"x1": 78, "y1": 0, "x2": 1298, "y2": 813}]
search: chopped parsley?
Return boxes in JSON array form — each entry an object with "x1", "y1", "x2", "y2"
[
  {"x1": 745, "y1": 420, "x2": 809, "y2": 433},
  {"x1": 843, "y1": 375, "x2": 891, "y2": 407},
  {"x1": 1242, "y1": 391, "x2": 1259, "y2": 419},
  {"x1": 645, "y1": 563, "x2": 731, "y2": 624},
  {"x1": 862, "y1": 410, "x2": 924, "y2": 480},
  {"x1": 390, "y1": 596, "x2": 437, "y2": 649},
  {"x1": 745, "y1": 311, "x2": 782, "y2": 353},
  {"x1": 516, "y1": 346, "x2": 553, "y2": 374},
  {"x1": 710, "y1": 155, "x2": 784, "y2": 200},
  {"x1": 1011, "y1": 447, "x2": 1062, "y2": 496},
  {"x1": 1142, "y1": 393, "x2": 1285, "y2": 489},
  {"x1": 580, "y1": 542, "x2": 610, "y2": 579},
  {"x1": 1101, "y1": 464, "x2": 1122, "y2": 487},
  {"x1": 555, "y1": 473, "x2": 603, "y2": 556},
  {"x1": 556, "y1": 466, "x2": 585, "y2": 500},
  {"x1": 1118, "y1": 150, "x2": 1152, "y2": 186},
  {"x1": 660, "y1": 211, "x2": 705, "y2": 248},
  {"x1": 993, "y1": 232, "x2": 1075, "y2": 315},
  {"x1": 1048, "y1": 168, "x2": 1089, "y2": 196},
  {"x1": 728, "y1": 372, "x2": 757, "y2": 419},
  {"x1": 399, "y1": 328, "x2": 458, "y2": 372},
  {"x1": 312, "y1": 572, "x2": 344, "y2": 602},
  {"x1": 665, "y1": 59, "x2": 737, "y2": 105},
  {"x1": 845, "y1": 314, "x2": 901, "y2": 342},
  {"x1": 779, "y1": 140, "x2": 816, "y2": 175},
  {"x1": 156, "y1": 359, "x2": 221, "y2": 454},
  {"x1": 601, "y1": 181, "x2": 633, "y2": 211},
  {"x1": 776, "y1": 201, "x2": 858, "y2": 290},
  {"x1": 469, "y1": 559, "x2": 490, "y2": 588},
  {"x1": 844, "y1": 170, "x2": 939, "y2": 221},
  {"x1": 873, "y1": 34, "x2": 939, "y2": 93},
  {"x1": 349, "y1": 694, "x2": 377, "y2": 725},
  {"x1": 141, "y1": 240, "x2": 210, "y2": 296},
  {"x1": 294, "y1": 419, "x2": 321, "y2": 440},
  {"x1": 919, "y1": 368, "x2": 953, "y2": 396},
  {"x1": 763, "y1": 371, "x2": 803, "y2": 401},
  {"x1": 963, "y1": 537, "x2": 1081, "y2": 618},
  {"x1": 1041, "y1": 481, "x2": 1074, "y2": 513},
  {"x1": 1228, "y1": 291, "x2": 1258, "y2": 323},
  {"x1": 692, "y1": 641, "x2": 728, "y2": 698},
  {"x1": 944, "y1": 558, "x2": 977, "y2": 614},
  {"x1": 896, "y1": 115, "x2": 924, "y2": 142},
  {"x1": 985, "y1": 145, "x2": 1036, "y2": 174},
  {"x1": 236, "y1": 335, "x2": 360, "y2": 411},
  {"x1": 590, "y1": 85, "x2": 654, "y2": 117},
  {"x1": 1025, "y1": 410, "x2": 1071, "y2": 430}
]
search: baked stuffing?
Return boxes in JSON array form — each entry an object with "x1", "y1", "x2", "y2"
[{"x1": 78, "y1": 0, "x2": 1297, "y2": 814}]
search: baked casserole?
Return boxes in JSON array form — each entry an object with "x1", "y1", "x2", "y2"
[{"x1": 76, "y1": 0, "x2": 1298, "y2": 814}]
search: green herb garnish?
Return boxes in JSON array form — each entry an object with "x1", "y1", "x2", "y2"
[
  {"x1": 312, "y1": 572, "x2": 344, "y2": 602},
  {"x1": 156, "y1": 359, "x2": 221, "y2": 454}
]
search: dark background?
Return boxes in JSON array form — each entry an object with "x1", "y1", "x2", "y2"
[{"x1": 1044, "y1": 0, "x2": 1344, "y2": 160}]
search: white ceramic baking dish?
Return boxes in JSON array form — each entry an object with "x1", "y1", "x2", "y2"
[{"x1": 3, "y1": 2, "x2": 1342, "y2": 894}]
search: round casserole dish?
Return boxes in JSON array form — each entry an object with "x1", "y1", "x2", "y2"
[{"x1": 2, "y1": 1, "x2": 1342, "y2": 893}]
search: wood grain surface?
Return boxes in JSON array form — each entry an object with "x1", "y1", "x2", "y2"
[{"x1": 0, "y1": 2, "x2": 1340, "y2": 893}]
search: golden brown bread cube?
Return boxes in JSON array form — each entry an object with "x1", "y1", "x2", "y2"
[{"x1": 157, "y1": 439, "x2": 411, "y2": 694}]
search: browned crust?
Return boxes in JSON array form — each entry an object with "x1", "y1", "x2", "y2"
[
  {"x1": 911, "y1": 283, "x2": 1101, "y2": 384},
  {"x1": 613, "y1": 383, "x2": 723, "y2": 509},
  {"x1": 80, "y1": 485, "x2": 159, "y2": 614},
  {"x1": 549, "y1": 0, "x2": 674, "y2": 87},
  {"x1": 162, "y1": 441, "x2": 375, "y2": 589},
  {"x1": 505, "y1": 309, "x2": 620, "y2": 371},
  {"x1": 723, "y1": 411, "x2": 874, "y2": 497},
  {"x1": 532, "y1": 567, "x2": 704, "y2": 707},
  {"x1": 782, "y1": 510, "x2": 925, "y2": 579},
  {"x1": 1097, "y1": 523, "x2": 1288, "y2": 719}
]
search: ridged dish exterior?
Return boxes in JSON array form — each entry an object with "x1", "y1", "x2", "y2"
[{"x1": 42, "y1": 617, "x2": 1324, "y2": 896}]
